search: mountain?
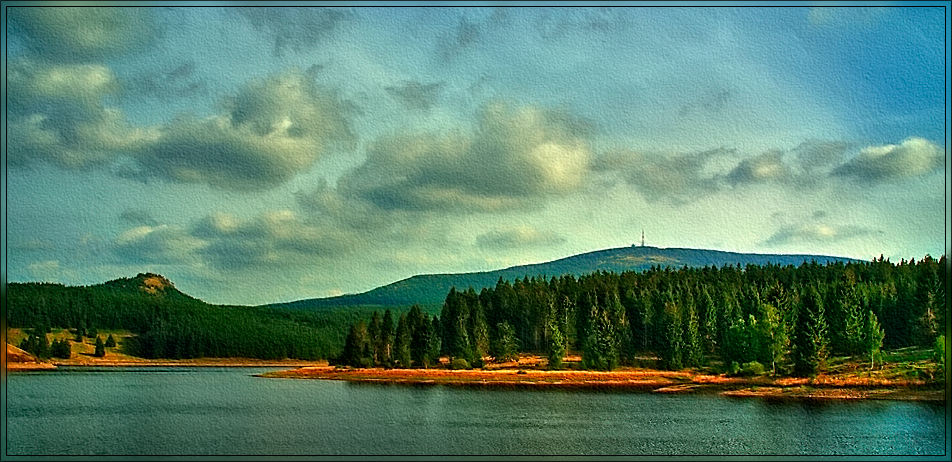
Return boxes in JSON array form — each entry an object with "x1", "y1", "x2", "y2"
[
  {"x1": 6, "y1": 272, "x2": 368, "y2": 360},
  {"x1": 266, "y1": 245, "x2": 861, "y2": 310}
]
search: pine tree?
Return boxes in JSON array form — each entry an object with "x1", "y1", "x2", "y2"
[
  {"x1": 718, "y1": 290, "x2": 739, "y2": 353},
  {"x1": 914, "y1": 259, "x2": 940, "y2": 346},
  {"x1": 105, "y1": 334, "x2": 117, "y2": 348},
  {"x1": 683, "y1": 295, "x2": 703, "y2": 368},
  {"x1": 547, "y1": 314, "x2": 566, "y2": 369},
  {"x1": 470, "y1": 303, "x2": 490, "y2": 365},
  {"x1": 94, "y1": 336, "x2": 106, "y2": 357},
  {"x1": 658, "y1": 292, "x2": 684, "y2": 370},
  {"x1": 583, "y1": 302, "x2": 620, "y2": 371},
  {"x1": 394, "y1": 314, "x2": 412, "y2": 368},
  {"x1": 607, "y1": 291, "x2": 634, "y2": 365},
  {"x1": 493, "y1": 322, "x2": 519, "y2": 363},
  {"x1": 76, "y1": 320, "x2": 87, "y2": 341},
  {"x1": 51, "y1": 339, "x2": 71, "y2": 358},
  {"x1": 341, "y1": 322, "x2": 371, "y2": 367},
  {"x1": 759, "y1": 303, "x2": 788, "y2": 374},
  {"x1": 379, "y1": 310, "x2": 394, "y2": 367},
  {"x1": 368, "y1": 311, "x2": 382, "y2": 365},
  {"x1": 27, "y1": 331, "x2": 51, "y2": 359},
  {"x1": 833, "y1": 271, "x2": 864, "y2": 355},
  {"x1": 792, "y1": 287, "x2": 829, "y2": 377},
  {"x1": 634, "y1": 289, "x2": 652, "y2": 351},
  {"x1": 412, "y1": 313, "x2": 433, "y2": 367},
  {"x1": 862, "y1": 309, "x2": 885, "y2": 370},
  {"x1": 427, "y1": 316, "x2": 443, "y2": 367},
  {"x1": 408, "y1": 305, "x2": 429, "y2": 366},
  {"x1": 700, "y1": 287, "x2": 718, "y2": 353}
]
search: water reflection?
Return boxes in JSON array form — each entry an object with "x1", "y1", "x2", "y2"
[{"x1": 7, "y1": 368, "x2": 945, "y2": 456}]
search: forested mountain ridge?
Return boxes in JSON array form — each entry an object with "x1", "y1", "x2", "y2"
[
  {"x1": 6, "y1": 273, "x2": 370, "y2": 360},
  {"x1": 267, "y1": 246, "x2": 860, "y2": 310},
  {"x1": 340, "y1": 254, "x2": 948, "y2": 377}
]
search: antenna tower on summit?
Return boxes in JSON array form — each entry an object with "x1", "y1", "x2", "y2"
[{"x1": 641, "y1": 229, "x2": 645, "y2": 247}]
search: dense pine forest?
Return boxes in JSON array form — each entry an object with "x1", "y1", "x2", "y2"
[
  {"x1": 340, "y1": 256, "x2": 948, "y2": 377},
  {"x1": 7, "y1": 274, "x2": 381, "y2": 360},
  {"x1": 7, "y1": 255, "x2": 948, "y2": 376}
]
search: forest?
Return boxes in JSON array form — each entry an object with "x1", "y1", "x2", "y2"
[
  {"x1": 7, "y1": 255, "x2": 947, "y2": 376},
  {"x1": 339, "y1": 255, "x2": 948, "y2": 376},
  {"x1": 7, "y1": 274, "x2": 381, "y2": 360}
]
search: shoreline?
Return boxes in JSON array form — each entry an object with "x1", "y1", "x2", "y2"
[
  {"x1": 6, "y1": 357, "x2": 329, "y2": 369},
  {"x1": 259, "y1": 366, "x2": 947, "y2": 402},
  {"x1": 5, "y1": 361, "x2": 58, "y2": 371}
]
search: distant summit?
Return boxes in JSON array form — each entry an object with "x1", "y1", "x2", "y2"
[
  {"x1": 98, "y1": 272, "x2": 195, "y2": 301},
  {"x1": 267, "y1": 245, "x2": 860, "y2": 310}
]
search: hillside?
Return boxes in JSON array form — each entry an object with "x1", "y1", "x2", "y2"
[
  {"x1": 267, "y1": 246, "x2": 860, "y2": 310},
  {"x1": 6, "y1": 343, "x2": 57, "y2": 370},
  {"x1": 6, "y1": 273, "x2": 369, "y2": 360}
]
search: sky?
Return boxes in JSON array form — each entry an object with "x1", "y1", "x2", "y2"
[{"x1": 4, "y1": 4, "x2": 949, "y2": 305}]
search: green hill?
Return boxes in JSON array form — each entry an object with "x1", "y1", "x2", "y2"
[
  {"x1": 266, "y1": 246, "x2": 861, "y2": 310},
  {"x1": 6, "y1": 273, "x2": 370, "y2": 360}
]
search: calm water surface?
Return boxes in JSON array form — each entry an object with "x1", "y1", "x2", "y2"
[{"x1": 4, "y1": 367, "x2": 947, "y2": 456}]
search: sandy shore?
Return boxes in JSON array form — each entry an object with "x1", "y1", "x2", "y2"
[
  {"x1": 5, "y1": 361, "x2": 58, "y2": 371},
  {"x1": 259, "y1": 366, "x2": 946, "y2": 401}
]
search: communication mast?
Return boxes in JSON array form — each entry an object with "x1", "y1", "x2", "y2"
[{"x1": 641, "y1": 229, "x2": 645, "y2": 247}]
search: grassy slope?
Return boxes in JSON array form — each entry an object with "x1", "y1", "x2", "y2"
[{"x1": 6, "y1": 328, "x2": 330, "y2": 366}]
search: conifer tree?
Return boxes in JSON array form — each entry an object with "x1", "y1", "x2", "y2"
[
  {"x1": 341, "y1": 321, "x2": 371, "y2": 367},
  {"x1": 793, "y1": 287, "x2": 829, "y2": 377},
  {"x1": 368, "y1": 311, "x2": 382, "y2": 365},
  {"x1": 583, "y1": 302, "x2": 620, "y2": 371},
  {"x1": 427, "y1": 316, "x2": 442, "y2": 367},
  {"x1": 683, "y1": 296, "x2": 703, "y2": 368},
  {"x1": 607, "y1": 291, "x2": 634, "y2": 364},
  {"x1": 547, "y1": 314, "x2": 566, "y2": 369},
  {"x1": 94, "y1": 336, "x2": 106, "y2": 357},
  {"x1": 658, "y1": 291, "x2": 684, "y2": 370},
  {"x1": 862, "y1": 309, "x2": 885, "y2": 370},
  {"x1": 379, "y1": 310, "x2": 394, "y2": 366},
  {"x1": 493, "y1": 322, "x2": 518, "y2": 363},
  {"x1": 408, "y1": 305, "x2": 429, "y2": 366},
  {"x1": 718, "y1": 290, "x2": 739, "y2": 352},
  {"x1": 759, "y1": 303, "x2": 788, "y2": 374},
  {"x1": 105, "y1": 334, "x2": 117, "y2": 348},
  {"x1": 26, "y1": 330, "x2": 51, "y2": 359},
  {"x1": 470, "y1": 303, "x2": 490, "y2": 365},
  {"x1": 51, "y1": 338, "x2": 71, "y2": 358},
  {"x1": 394, "y1": 314, "x2": 412, "y2": 368},
  {"x1": 700, "y1": 287, "x2": 718, "y2": 353}
]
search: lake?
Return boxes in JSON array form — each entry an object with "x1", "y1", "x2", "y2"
[{"x1": 4, "y1": 367, "x2": 947, "y2": 456}]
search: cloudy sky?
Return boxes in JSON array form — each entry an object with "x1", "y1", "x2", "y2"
[{"x1": 5, "y1": 6, "x2": 948, "y2": 305}]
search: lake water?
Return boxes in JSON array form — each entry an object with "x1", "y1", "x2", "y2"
[{"x1": 4, "y1": 367, "x2": 947, "y2": 456}]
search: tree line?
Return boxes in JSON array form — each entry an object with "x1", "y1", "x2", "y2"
[
  {"x1": 7, "y1": 274, "x2": 378, "y2": 360},
  {"x1": 340, "y1": 255, "x2": 947, "y2": 376}
]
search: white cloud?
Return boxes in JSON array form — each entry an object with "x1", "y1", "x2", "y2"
[
  {"x1": 340, "y1": 101, "x2": 592, "y2": 212},
  {"x1": 8, "y1": 59, "x2": 156, "y2": 168},
  {"x1": 833, "y1": 137, "x2": 944, "y2": 181},
  {"x1": 136, "y1": 68, "x2": 355, "y2": 190}
]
